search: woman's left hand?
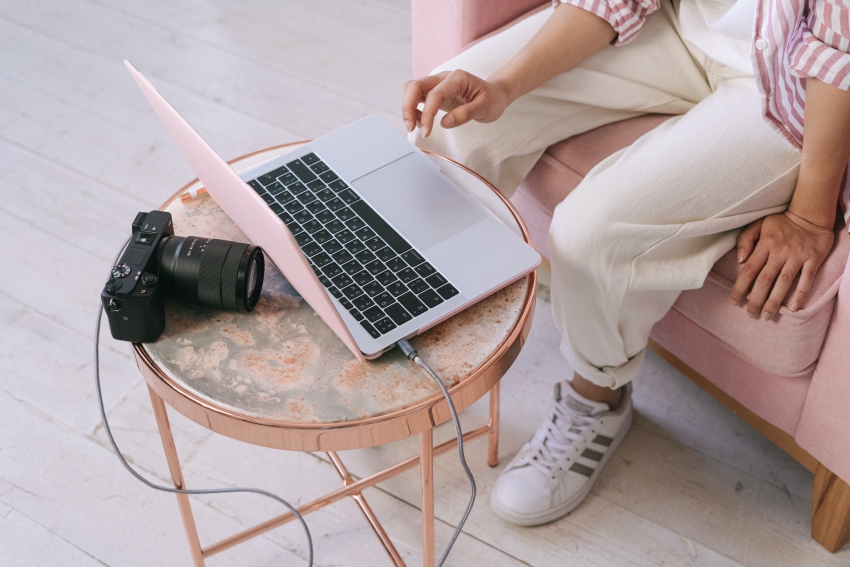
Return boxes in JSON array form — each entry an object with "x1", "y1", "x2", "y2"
[{"x1": 730, "y1": 212, "x2": 834, "y2": 320}]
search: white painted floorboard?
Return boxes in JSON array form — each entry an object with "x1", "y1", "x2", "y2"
[{"x1": 1, "y1": 0, "x2": 847, "y2": 565}]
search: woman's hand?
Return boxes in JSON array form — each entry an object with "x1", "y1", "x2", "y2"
[
  {"x1": 402, "y1": 70, "x2": 512, "y2": 137},
  {"x1": 731, "y1": 212, "x2": 834, "y2": 320}
]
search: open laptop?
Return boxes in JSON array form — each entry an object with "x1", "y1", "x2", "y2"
[{"x1": 126, "y1": 61, "x2": 540, "y2": 361}]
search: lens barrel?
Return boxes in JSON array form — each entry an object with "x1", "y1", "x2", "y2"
[{"x1": 157, "y1": 236, "x2": 264, "y2": 312}]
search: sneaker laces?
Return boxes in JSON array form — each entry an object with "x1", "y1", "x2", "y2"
[{"x1": 515, "y1": 400, "x2": 600, "y2": 477}]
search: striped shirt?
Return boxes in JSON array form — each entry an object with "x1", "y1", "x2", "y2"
[{"x1": 555, "y1": 0, "x2": 850, "y2": 228}]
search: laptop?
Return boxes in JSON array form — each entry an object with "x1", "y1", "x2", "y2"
[{"x1": 126, "y1": 60, "x2": 540, "y2": 361}]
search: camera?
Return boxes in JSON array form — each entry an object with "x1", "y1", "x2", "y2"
[{"x1": 102, "y1": 210, "x2": 265, "y2": 343}]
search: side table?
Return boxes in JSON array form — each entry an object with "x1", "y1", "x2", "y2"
[{"x1": 132, "y1": 142, "x2": 536, "y2": 566}]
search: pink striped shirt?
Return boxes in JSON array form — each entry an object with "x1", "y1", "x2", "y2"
[{"x1": 555, "y1": 0, "x2": 850, "y2": 229}]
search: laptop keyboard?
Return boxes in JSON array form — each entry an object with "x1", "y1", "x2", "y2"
[{"x1": 247, "y1": 152, "x2": 459, "y2": 339}]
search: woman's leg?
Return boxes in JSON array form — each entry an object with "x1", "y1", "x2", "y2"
[{"x1": 411, "y1": 3, "x2": 711, "y2": 196}]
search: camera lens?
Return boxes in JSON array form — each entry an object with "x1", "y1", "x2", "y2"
[{"x1": 157, "y1": 236, "x2": 264, "y2": 312}]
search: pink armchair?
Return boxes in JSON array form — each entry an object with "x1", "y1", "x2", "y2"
[{"x1": 412, "y1": 0, "x2": 850, "y2": 552}]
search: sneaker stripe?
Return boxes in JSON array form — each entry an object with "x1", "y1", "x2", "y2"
[
  {"x1": 569, "y1": 463, "x2": 595, "y2": 477},
  {"x1": 592, "y1": 434, "x2": 614, "y2": 447},
  {"x1": 580, "y1": 448, "x2": 604, "y2": 462}
]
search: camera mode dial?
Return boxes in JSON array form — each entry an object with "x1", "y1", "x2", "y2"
[
  {"x1": 112, "y1": 263, "x2": 132, "y2": 279},
  {"x1": 104, "y1": 279, "x2": 123, "y2": 296}
]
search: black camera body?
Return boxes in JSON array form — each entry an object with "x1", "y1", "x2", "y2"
[{"x1": 102, "y1": 210, "x2": 265, "y2": 343}]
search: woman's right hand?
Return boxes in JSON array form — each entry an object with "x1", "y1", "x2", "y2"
[{"x1": 402, "y1": 70, "x2": 512, "y2": 137}]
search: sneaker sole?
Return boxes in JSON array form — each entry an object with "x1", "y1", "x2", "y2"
[{"x1": 489, "y1": 403, "x2": 634, "y2": 527}]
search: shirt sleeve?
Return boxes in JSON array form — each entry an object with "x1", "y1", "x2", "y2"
[
  {"x1": 552, "y1": 0, "x2": 661, "y2": 45},
  {"x1": 788, "y1": 1, "x2": 850, "y2": 91}
]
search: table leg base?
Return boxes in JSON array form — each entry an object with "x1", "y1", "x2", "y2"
[{"x1": 146, "y1": 386, "x2": 501, "y2": 566}]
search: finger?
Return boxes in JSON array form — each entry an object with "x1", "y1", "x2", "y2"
[
  {"x1": 746, "y1": 255, "x2": 786, "y2": 319},
  {"x1": 402, "y1": 73, "x2": 447, "y2": 132},
  {"x1": 420, "y1": 72, "x2": 467, "y2": 137},
  {"x1": 730, "y1": 245, "x2": 768, "y2": 306},
  {"x1": 788, "y1": 259, "x2": 821, "y2": 312},
  {"x1": 442, "y1": 98, "x2": 486, "y2": 129},
  {"x1": 761, "y1": 259, "x2": 803, "y2": 320},
  {"x1": 736, "y1": 219, "x2": 762, "y2": 264}
]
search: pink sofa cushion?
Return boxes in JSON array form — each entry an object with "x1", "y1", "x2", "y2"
[{"x1": 510, "y1": 118, "x2": 850, "y2": 378}]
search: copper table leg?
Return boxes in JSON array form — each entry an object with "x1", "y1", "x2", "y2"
[
  {"x1": 148, "y1": 386, "x2": 205, "y2": 567},
  {"x1": 420, "y1": 429, "x2": 435, "y2": 567},
  {"x1": 488, "y1": 383, "x2": 500, "y2": 467}
]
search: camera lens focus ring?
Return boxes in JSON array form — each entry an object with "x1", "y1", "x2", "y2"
[{"x1": 198, "y1": 239, "x2": 232, "y2": 310}]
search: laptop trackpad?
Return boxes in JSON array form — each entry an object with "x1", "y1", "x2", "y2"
[{"x1": 352, "y1": 153, "x2": 486, "y2": 251}]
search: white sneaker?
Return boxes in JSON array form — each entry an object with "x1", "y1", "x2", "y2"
[{"x1": 490, "y1": 380, "x2": 633, "y2": 526}]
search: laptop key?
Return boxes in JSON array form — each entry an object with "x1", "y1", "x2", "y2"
[
  {"x1": 306, "y1": 200, "x2": 327, "y2": 214},
  {"x1": 312, "y1": 252, "x2": 332, "y2": 267},
  {"x1": 415, "y1": 263, "x2": 437, "y2": 278},
  {"x1": 312, "y1": 229, "x2": 333, "y2": 244},
  {"x1": 302, "y1": 219, "x2": 322, "y2": 234},
  {"x1": 295, "y1": 232, "x2": 313, "y2": 247},
  {"x1": 335, "y1": 207, "x2": 356, "y2": 221},
  {"x1": 407, "y1": 278, "x2": 428, "y2": 294},
  {"x1": 278, "y1": 211, "x2": 296, "y2": 226},
  {"x1": 436, "y1": 283, "x2": 460, "y2": 300},
  {"x1": 360, "y1": 320, "x2": 381, "y2": 338},
  {"x1": 385, "y1": 281, "x2": 407, "y2": 297},
  {"x1": 270, "y1": 203, "x2": 285, "y2": 215},
  {"x1": 374, "y1": 317, "x2": 397, "y2": 334},
  {"x1": 276, "y1": 191, "x2": 295, "y2": 205},
  {"x1": 338, "y1": 297, "x2": 353, "y2": 310},
  {"x1": 354, "y1": 250, "x2": 376, "y2": 265},
  {"x1": 248, "y1": 179, "x2": 264, "y2": 193},
  {"x1": 362, "y1": 281, "x2": 384, "y2": 297},
  {"x1": 398, "y1": 292, "x2": 428, "y2": 317},
  {"x1": 386, "y1": 258, "x2": 407, "y2": 272},
  {"x1": 310, "y1": 263, "x2": 322, "y2": 276},
  {"x1": 315, "y1": 188, "x2": 335, "y2": 202},
  {"x1": 418, "y1": 289, "x2": 444, "y2": 308},
  {"x1": 401, "y1": 249, "x2": 425, "y2": 266},
  {"x1": 353, "y1": 271, "x2": 375, "y2": 286},
  {"x1": 397, "y1": 268, "x2": 417, "y2": 283},
  {"x1": 322, "y1": 262, "x2": 343, "y2": 278},
  {"x1": 350, "y1": 201, "x2": 412, "y2": 254},
  {"x1": 342, "y1": 283, "x2": 364, "y2": 301},
  {"x1": 341, "y1": 259, "x2": 362, "y2": 275},
  {"x1": 331, "y1": 273, "x2": 354, "y2": 289},
  {"x1": 328, "y1": 286, "x2": 343, "y2": 299},
  {"x1": 289, "y1": 181, "x2": 308, "y2": 195},
  {"x1": 363, "y1": 307, "x2": 385, "y2": 324},
  {"x1": 345, "y1": 240, "x2": 367, "y2": 255},
  {"x1": 325, "y1": 219, "x2": 345, "y2": 234},
  {"x1": 326, "y1": 197, "x2": 345, "y2": 212},
  {"x1": 384, "y1": 303, "x2": 413, "y2": 326},
  {"x1": 259, "y1": 166, "x2": 289, "y2": 185},
  {"x1": 338, "y1": 189, "x2": 361, "y2": 205},
  {"x1": 375, "y1": 270, "x2": 398, "y2": 287},
  {"x1": 332, "y1": 250, "x2": 354, "y2": 265},
  {"x1": 310, "y1": 161, "x2": 330, "y2": 174},
  {"x1": 354, "y1": 227, "x2": 376, "y2": 241},
  {"x1": 364, "y1": 237, "x2": 385, "y2": 252},
  {"x1": 315, "y1": 210, "x2": 336, "y2": 224},
  {"x1": 335, "y1": 229, "x2": 356, "y2": 245},
  {"x1": 364, "y1": 260, "x2": 385, "y2": 276},
  {"x1": 329, "y1": 180, "x2": 349, "y2": 193},
  {"x1": 374, "y1": 292, "x2": 394, "y2": 309},
  {"x1": 425, "y1": 273, "x2": 448, "y2": 288},
  {"x1": 320, "y1": 171, "x2": 339, "y2": 183},
  {"x1": 307, "y1": 180, "x2": 325, "y2": 193},
  {"x1": 287, "y1": 159, "x2": 317, "y2": 182},
  {"x1": 345, "y1": 217, "x2": 366, "y2": 231},
  {"x1": 261, "y1": 193, "x2": 277, "y2": 205},
  {"x1": 288, "y1": 223, "x2": 304, "y2": 237},
  {"x1": 278, "y1": 171, "x2": 297, "y2": 185},
  {"x1": 322, "y1": 239, "x2": 343, "y2": 254},
  {"x1": 375, "y1": 247, "x2": 395, "y2": 262},
  {"x1": 284, "y1": 200, "x2": 304, "y2": 214},
  {"x1": 266, "y1": 181, "x2": 285, "y2": 195},
  {"x1": 302, "y1": 242, "x2": 322, "y2": 257},
  {"x1": 297, "y1": 191, "x2": 316, "y2": 206},
  {"x1": 353, "y1": 294, "x2": 374, "y2": 312},
  {"x1": 293, "y1": 210, "x2": 312, "y2": 224},
  {"x1": 301, "y1": 153, "x2": 321, "y2": 165},
  {"x1": 318, "y1": 275, "x2": 331, "y2": 287},
  {"x1": 349, "y1": 308, "x2": 364, "y2": 321}
]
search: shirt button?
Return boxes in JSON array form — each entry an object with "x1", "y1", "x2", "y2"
[{"x1": 755, "y1": 38, "x2": 768, "y2": 50}]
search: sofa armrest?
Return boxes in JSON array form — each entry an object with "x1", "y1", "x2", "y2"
[
  {"x1": 411, "y1": 0, "x2": 548, "y2": 76},
  {"x1": 796, "y1": 253, "x2": 850, "y2": 485}
]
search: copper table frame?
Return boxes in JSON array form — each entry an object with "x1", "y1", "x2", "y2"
[{"x1": 132, "y1": 143, "x2": 537, "y2": 566}]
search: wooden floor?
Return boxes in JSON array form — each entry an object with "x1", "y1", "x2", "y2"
[{"x1": 1, "y1": 0, "x2": 848, "y2": 565}]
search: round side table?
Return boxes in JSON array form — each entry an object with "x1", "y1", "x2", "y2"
[{"x1": 132, "y1": 142, "x2": 536, "y2": 567}]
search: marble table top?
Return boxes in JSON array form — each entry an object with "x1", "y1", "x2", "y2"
[{"x1": 142, "y1": 149, "x2": 530, "y2": 425}]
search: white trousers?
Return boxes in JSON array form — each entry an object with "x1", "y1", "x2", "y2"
[{"x1": 412, "y1": 4, "x2": 802, "y2": 388}]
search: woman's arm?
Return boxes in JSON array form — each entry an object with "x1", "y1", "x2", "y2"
[
  {"x1": 732, "y1": 78, "x2": 850, "y2": 319},
  {"x1": 402, "y1": 5, "x2": 616, "y2": 136}
]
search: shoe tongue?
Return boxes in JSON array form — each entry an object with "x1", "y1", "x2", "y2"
[{"x1": 558, "y1": 381, "x2": 609, "y2": 417}]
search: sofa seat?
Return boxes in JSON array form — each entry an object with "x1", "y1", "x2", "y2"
[{"x1": 510, "y1": 116, "x2": 850, "y2": 431}]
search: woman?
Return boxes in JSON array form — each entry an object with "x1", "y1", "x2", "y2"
[{"x1": 402, "y1": 0, "x2": 850, "y2": 526}]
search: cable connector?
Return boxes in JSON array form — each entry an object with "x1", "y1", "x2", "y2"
[{"x1": 396, "y1": 338, "x2": 417, "y2": 360}]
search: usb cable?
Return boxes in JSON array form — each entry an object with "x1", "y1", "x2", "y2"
[{"x1": 397, "y1": 338, "x2": 477, "y2": 567}]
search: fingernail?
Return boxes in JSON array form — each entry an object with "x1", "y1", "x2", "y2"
[
  {"x1": 790, "y1": 301, "x2": 800, "y2": 312},
  {"x1": 762, "y1": 311, "x2": 772, "y2": 321},
  {"x1": 404, "y1": 120, "x2": 413, "y2": 132},
  {"x1": 443, "y1": 115, "x2": 455, "y2": 128},
  {"x1": 748, "y1": 311, "x2": 758, "y2": 319},
  {"x1": 730, "y1": 298, "x2": 739, "y2": 306},
  {"x1": 419, "y1": 125, "x2": 427, "y2": 138}
]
